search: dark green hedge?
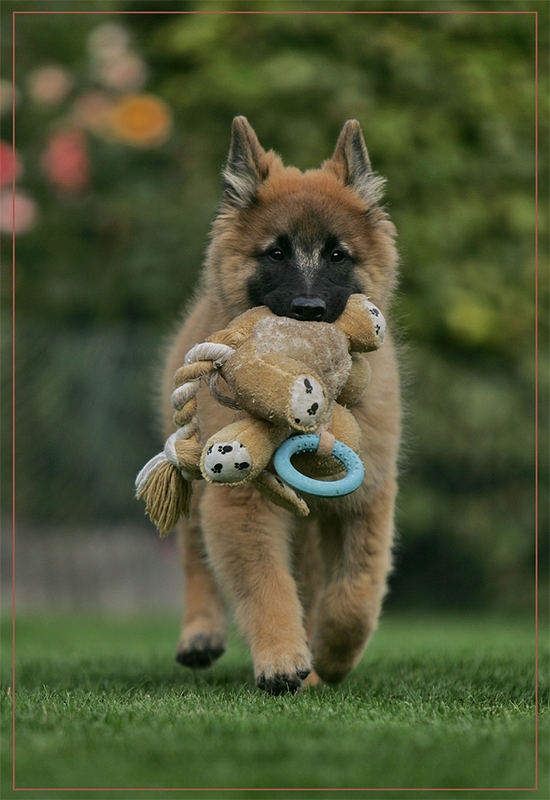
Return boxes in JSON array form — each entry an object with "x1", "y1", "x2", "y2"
[{"x1": 2, "y1": 2, "x2": 547, "y2": 609}]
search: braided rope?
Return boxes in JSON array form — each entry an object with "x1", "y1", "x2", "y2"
[
  {"x1": 170, "y1": 341, "x2": 236, "y2": 462},
  {"x1": 184, "y1": 342, "x2": 235, "y2": 367},
  {"x1": 135, "y1": 340, "x2": 236, "y2": 532}
]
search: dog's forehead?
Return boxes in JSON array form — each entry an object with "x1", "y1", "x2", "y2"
[{"x1": 251, "y1": 193, "x2": 364, "y2": 250}]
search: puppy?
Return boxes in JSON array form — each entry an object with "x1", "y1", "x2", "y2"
[{"x1": 162, "y1": 117, "x2": 401, "y2": 694}]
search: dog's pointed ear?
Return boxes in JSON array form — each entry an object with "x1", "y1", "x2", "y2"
[
  {"x1": 223, "y1": 116, "x2": 269, "y2": 208},
  {"x1": 327, "y1": 120, "x2": 385, "y2": 208}
]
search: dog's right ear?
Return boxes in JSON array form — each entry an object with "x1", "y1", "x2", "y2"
[
  {"x1": 223, "y1": 117, "x2": 269, "y2": 209},
  {"x1": 326, "y1": 120, "x2": 386, "y2": 210}
]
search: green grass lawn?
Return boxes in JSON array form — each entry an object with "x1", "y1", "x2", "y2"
[{"x1": 1, "y1": 613, "x2": 547, "y2": 799}]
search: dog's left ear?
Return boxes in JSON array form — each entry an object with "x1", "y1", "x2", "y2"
[
  {"x1": 223, "y1": 116, "x2": 269, "y2": 209},
  {"x1": 326, "y1": 120, "x2": 385, "y2": 208}
]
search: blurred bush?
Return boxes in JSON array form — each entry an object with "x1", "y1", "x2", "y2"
[{"x1": 1, "y1": 2, "x2": 547, "y2": 610}]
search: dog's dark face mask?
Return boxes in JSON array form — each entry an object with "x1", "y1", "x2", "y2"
[
  {"x1": 217, "y1": 116, "x2": 394, "y2": 320},
  {"x1": 248, "y1": 231, "x2": 361, "y2": 323}
]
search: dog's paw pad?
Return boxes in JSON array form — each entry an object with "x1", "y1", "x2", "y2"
[
  {"x1": 203, "y1": 440, "x2": 252, "y2": 482},
  {"x1": 256, "y1": 672, "x2": 303, "y2": 695},
  {"x1": 255, "y1": 657, "x2": 311, "y2": 695},
  {"x1": 175, "y1": 634, "x2": 226, "y2": 670},
  {"x1": 290, "y1": 375, "x2": 325, "y2": 428}
]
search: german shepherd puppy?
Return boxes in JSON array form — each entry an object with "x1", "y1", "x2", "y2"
[{"x1": 163, "y1": 117, "x2": 400, "y2": 694}]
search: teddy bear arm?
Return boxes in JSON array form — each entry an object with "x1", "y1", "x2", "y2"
[
  {"x1": 206, "y1": 306, "x2": 273, "y2": 349},
  {"x1": 335, "y1": 293, "x2": 386, "y2": 352},
  {"x1": 336, "y1": 353, "x2": 371, "y2": 408}
]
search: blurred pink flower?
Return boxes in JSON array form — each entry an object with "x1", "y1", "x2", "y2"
[
  {"x1": 27, "y1": 65, "x2": 73, "y2": 105},
  {"x1": 88, "y1": 23, "x2": 130, "y2": 61},
  {"x1": 0, "y1": 140, "x2": 22, "y2": 188},
  {"x1": 97, "y1": 52, "x2": 149, "y2": 93},
  {"x1": 71, "y1": 91, "x2": 115, "y2": 137},
  {"x1": 0, "y1": 190, "x2": 37, "y2": 234},
  {"x1": 41, "y1": 129, "x2": 90, "y2": 193}
]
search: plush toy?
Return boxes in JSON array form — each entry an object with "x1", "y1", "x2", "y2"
[{"x1": 135, "y1": 294, "x2": 386, "y2": 535}]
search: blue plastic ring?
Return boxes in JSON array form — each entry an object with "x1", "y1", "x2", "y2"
[{"x1": 273, "y1": 435, "x2": 365, "y2": 497}]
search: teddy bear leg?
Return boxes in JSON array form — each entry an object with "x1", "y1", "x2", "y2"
[
  {"x1": 288, "y1": 373, "x2": 326, "y2": 429},
  {"x1": 222, "y1": 351, "x2": 328, "y2": 432},
  {"x1": 252, "y1": 470, "x2": 310, "y2": 517},
  {"x1": 201, "y1": 417, "x2": 288, "y2": 485}
]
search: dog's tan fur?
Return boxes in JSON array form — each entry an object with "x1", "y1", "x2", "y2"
[{"x1": 162, "y1": 118, "x2": 401, "y2": 691}]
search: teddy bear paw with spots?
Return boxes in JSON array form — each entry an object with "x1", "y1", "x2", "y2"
[{"x1": 202, "y1": 440, "x2": 252, "y2": 483}]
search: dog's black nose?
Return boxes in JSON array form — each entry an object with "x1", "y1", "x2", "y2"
[{"x1": 290, "y1": 297, "x2": 327, "y2": 321}]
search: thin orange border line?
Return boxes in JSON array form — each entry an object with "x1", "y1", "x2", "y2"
[{"x1": 10, "y1": 8, "x2": 540, "y2": 794}]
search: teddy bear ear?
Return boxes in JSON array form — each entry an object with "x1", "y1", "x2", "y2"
[
  {"x1": 325, "y1": 120, "x2": 386, "y2": 209},
  {"x1": 222, "y1": 116, "x2": 270, "y2": 209}
]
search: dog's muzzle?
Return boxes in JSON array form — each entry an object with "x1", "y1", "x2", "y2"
[{"x1": 289, "y1": 296, "x2": 327, "y2": 321}]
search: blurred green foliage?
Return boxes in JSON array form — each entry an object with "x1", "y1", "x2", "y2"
[{"x1": 1, "y1": 1, "x2": 547, "y2": 610}]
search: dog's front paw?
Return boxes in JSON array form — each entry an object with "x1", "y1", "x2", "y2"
[
  {"x1": 254, "y1": 651, "x2": 312, "y2": 695},
  {"x1": 175, "y1": 631, "x2": 226, "y2": 670}
]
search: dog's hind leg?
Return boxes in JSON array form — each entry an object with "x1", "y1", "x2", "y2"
[
  {"x1": 312, "y1": 478, "x2": 396, "y2": 684},
  {"x1": 200, "y1": 483, "x2": 311, "y2": 694},
  {"x1": 175, "y1": 504, "x2": 227, "y2": 669}
]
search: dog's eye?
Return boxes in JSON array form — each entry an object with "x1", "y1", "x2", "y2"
[
  {"x1": 329, "y1": 249, "x2": 347, "y2": 263},
  {"x1": 267, "y1": 248, "x2": 285, "y2": 262}
]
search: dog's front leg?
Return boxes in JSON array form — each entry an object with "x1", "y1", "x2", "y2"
[
  {"x1": 199, "y1": 483, "x2": 311, "y2": 694},
  {"x1": 175, "y1": 506, "x2": 227, "y2": 669},
  {"x1": 313, "y1": 477, "x2": 397, "y2": 684}
]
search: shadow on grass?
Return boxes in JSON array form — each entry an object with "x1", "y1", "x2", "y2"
[
  {"x1": 16, "y1": 656, "x2": 255, "y2": 695},
  {"x1": 8, "y1": 614, "x2": 545, "y2": 711}
]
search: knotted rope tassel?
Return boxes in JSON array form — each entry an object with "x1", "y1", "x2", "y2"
[{"x1": 135, "y1": 342, "x2": 235, "y2": 535}]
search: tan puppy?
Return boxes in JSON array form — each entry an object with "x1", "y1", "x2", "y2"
[{"x1": 162, "y1": 117, "x2": 401, "y2": 694}]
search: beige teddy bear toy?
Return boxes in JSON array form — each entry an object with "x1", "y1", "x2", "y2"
[{"x1": 136, "y1": 294, "x2": 386, "y2": 534}]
